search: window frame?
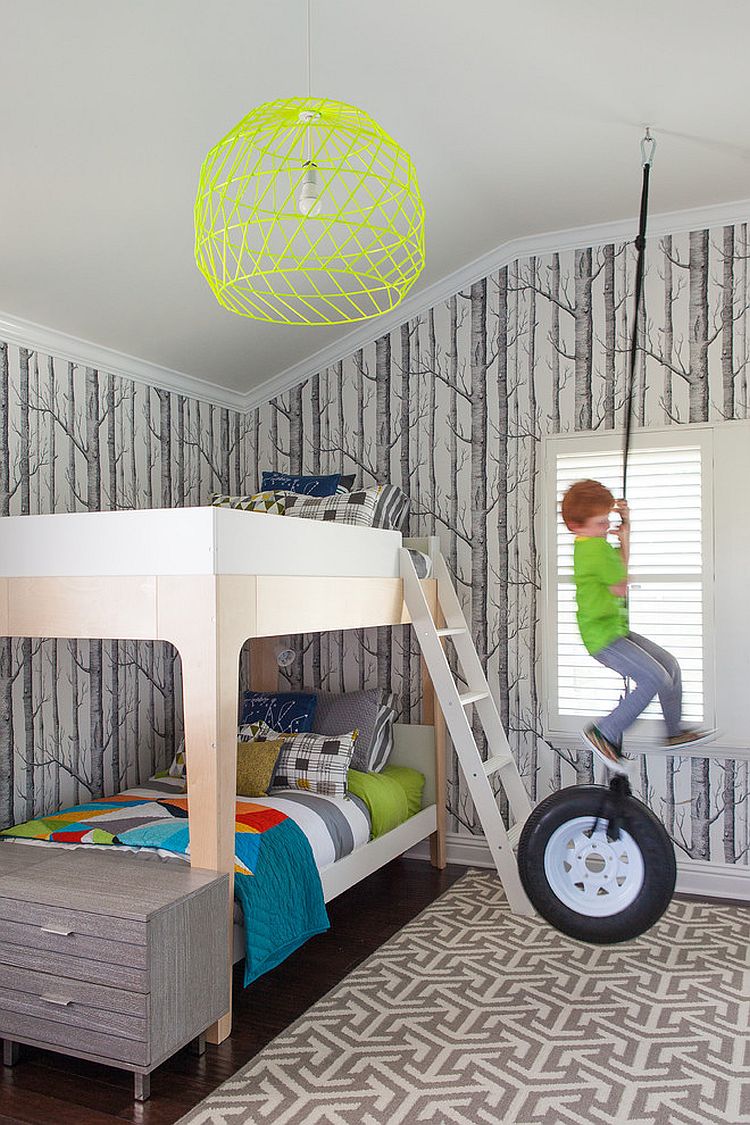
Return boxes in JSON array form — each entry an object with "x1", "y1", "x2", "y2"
[{"x1": 540, "y1": 425, "x2": 716, "y2": 743}]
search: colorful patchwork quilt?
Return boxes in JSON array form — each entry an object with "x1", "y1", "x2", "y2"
[{"x1": 0, "y1": 786, "x2": 329, "y2": 985}]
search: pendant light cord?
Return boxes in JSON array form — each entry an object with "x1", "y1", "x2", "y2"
[
  {"x1": 304, "y1": 0, "x2": 312, "y2": 164},
  {"x1": 306, "y1": 0, "x2": 312, "y2": 99}
]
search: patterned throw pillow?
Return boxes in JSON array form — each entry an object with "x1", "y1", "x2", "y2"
[
  {"x1": 311, "y1": 688, "x2": 382, "y2": 772},
  {"x1": 236, "y1": 739, "x2": 284, "y2": 798},
  {"x1": 371, "y1": 484, "x2": 410, "y2": 531},
  {"x1": 239, "y1": 691, "x2": 318, "y2": 733},
  {"x1": 405, "y1": 548, "x2": 431, "y2": 578},
  {"x1": 284, "y1": 488, "x2": 380, "y2": 528},
  {"x1": 238, "y1": 721, "x2": 285, "y2": 742},
  {"x1": 336, "y1": 473, "x2": 357, "y2": 493},
  {"x1": 270, "y1": 730, "x2": 359, "y2": 798},
  {"x1": 261, "y1": 471, "x2": 341, "y2": 497},
  {"x1": 369, "y1": 692, "x2": 399, "y2": 772},
  {"x1": 211, "y1": 491, "x2": 287, "y2": 515},
  {"x1": 168, "y1": 740, "x2": 186, "y2": 779}
]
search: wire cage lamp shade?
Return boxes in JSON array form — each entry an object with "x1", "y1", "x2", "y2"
[{"x1": 194, "y1": 97, "x2": 425, "y2": 326}]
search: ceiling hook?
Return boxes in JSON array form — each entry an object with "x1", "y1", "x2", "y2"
[{"x1": 641, "y1": 127, "x2": 656, "y2": 168}]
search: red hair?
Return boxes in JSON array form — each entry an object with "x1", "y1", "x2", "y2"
[{"x1": 561, "y1": 479, "x2": 614, "y2": 531}]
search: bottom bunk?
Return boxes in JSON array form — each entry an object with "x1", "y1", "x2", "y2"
[{"x1": 0, "y1": 724, "x2": 438, "y2": 983}]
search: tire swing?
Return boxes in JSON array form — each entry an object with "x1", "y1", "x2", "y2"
[{"x1": 517, "y1": 131, "x2": 677, "y2": 943}]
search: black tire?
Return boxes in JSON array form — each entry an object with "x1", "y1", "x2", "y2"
[{"x1": 517, "y1": 785, "x2": 676, "y2": 943}]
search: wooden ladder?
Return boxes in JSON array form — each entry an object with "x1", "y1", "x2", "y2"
[{"x1": 401, "y1": 544, "x2": 534, "y2": 915}]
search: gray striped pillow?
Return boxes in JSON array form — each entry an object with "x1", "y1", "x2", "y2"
[
  {"x1": 369, "y1": 692, "x2": 399, "y2": 772},
  {"x1": 371, "y1": 484, "x2": 410, "y2": 531}
]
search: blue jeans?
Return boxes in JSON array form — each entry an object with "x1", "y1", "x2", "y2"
[{"x1": 593, "y1": 631, "x2": 682, "y2": 744}]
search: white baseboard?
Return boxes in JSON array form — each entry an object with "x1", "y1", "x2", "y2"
[
  {"x1": 406, "y1": 832, "x2": 750, "y2": 902},
  {"x1": 673, "y1": 858, "x2": 750, "y2": 901}
]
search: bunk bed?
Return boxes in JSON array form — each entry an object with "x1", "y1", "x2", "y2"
[{"x1": 0, "y1": 505, "x2": 447, "y2": 1043}]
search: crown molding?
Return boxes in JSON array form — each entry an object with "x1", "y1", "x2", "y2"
[
  {"x1": 0, "y1": 312, "x2": 248, "y2": 411},
  {"x1": 244, "y1": 194, "x2": 750, "y2": 411},
  {"x1": 3, "y1": 195, "x2": 750, "y2": 415}
]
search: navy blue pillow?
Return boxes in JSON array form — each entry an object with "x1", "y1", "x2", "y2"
[
  {"x1": 240, "y1": 691, "x2": 318, "y2": 733},
  {"x1": 261, "y1": 471, "x2": 341, "y2": 498}
]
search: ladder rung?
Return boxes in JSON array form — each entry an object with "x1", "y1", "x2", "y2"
[
  {"x1": 459, "y1": 690, "x2": 489, "y2": 707},
  {"x1": 506, "y1": 823, "x2": 525, "y2": 849},
  {"x1": 484, "y1": 752, "x2": 514, "y2": 777},
  {"x1": 436, "y1": 627, "x2": 467, "y2": 637}
]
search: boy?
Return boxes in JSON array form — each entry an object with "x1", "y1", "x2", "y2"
[{"x1": 561, "y1": 479, "x2": 715, "y2": 773}]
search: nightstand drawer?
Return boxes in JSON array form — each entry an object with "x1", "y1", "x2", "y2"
[
  {"x1": 0, "y1": 983, "x2": 147, "y2": 1041},
  {"x1": 0, "y1": 896, "x2": 147, "y2": 946},
  {"x1": 0, "y1": 916, "x2": 148, "y2": 968},
  {"x1": 0, "y1": 965, "x2": 148, "y2": 1017},
  {"x1": 0, "y1": 941, "x2": 149, "y2": 992},
  {"x1": 0, "y1": 1008, "x2": 149, "y2": 1065}
]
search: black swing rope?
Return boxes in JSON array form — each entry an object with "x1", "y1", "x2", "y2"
[
  {"x1": 622, "y1": 129, "x2": 656, "y2": 495},
  {"x1": 600, "y1": 130, "x2": 657, "y2": 830}
]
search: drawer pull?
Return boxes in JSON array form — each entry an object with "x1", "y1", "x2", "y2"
[
  {"x1": 40, "y1": 994, "x2": 72, "y2": 1007},
  {"x1": 40, "y1": 924, "x2": 74, "y2": 936}
]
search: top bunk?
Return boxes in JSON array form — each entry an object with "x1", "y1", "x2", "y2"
[
  {"x1": 0, "y1": 506, "x2": 402, "y2": 579},
  {"x1": 0, "y1": 507, "x2": 432, "y2": 643}
]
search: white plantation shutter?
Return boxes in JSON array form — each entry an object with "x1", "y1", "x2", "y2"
[{"x1": 548, "y1": 438, "x2": 709, "y2": 731}]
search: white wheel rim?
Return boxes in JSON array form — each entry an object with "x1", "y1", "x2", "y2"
[{"x1": 543, "y1": 815, "x2": 645, "y2": 917}]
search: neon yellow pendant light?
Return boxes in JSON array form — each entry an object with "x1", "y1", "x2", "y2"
[
  {"x1": 195, "y1": 97, "x2": 425, "y2": 327},
  {"x1": 194, "y1": 8, "x2": 424, "y2": 326}
]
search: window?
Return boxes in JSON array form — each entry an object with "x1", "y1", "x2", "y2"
[{"x1": 542, "y1": 429, "x2": 714, "y2": 739}]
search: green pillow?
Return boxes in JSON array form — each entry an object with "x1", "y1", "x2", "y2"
[
  {"x1": 347, "y1": 766, "x2": 426, "y2": 838},
  {"x1": 380, "y1": 765, "x2": 425, "y2": 817},
  {"x1": 236, "y1": 739, "x2": 284, "y2": 798},
  {"x1": 347, "y1": 769, "x2": 408, "y2": 838}
]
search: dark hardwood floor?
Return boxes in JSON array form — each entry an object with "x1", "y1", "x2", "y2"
[{"x1": 0, "y1": 858, "x2": 467, "y2": 1124}]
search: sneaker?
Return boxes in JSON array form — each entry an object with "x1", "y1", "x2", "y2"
[
  {"x1": 662, "y1": 728, "x2": 719, "y2": 751},
  {"x1": 581, "y1": 725, "x2": 631, "y2": 775}
]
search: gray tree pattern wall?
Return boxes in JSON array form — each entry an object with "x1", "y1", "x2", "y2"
[{"x1": 1, "y1": 219, "x2": 748, "y2": 870}]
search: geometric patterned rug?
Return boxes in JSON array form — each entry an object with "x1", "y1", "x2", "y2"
[{"x1": 177, "y1": 870, "x2": 750, "y2": 1125}]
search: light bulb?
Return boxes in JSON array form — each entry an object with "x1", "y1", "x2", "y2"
[{"x1": 298, "y1": 161, "x2": 321, "y2": 217}]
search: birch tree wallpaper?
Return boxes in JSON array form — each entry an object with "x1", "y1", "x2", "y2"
[{"x1": 1, "y1": 218, "x2": 748, "y2": 871}]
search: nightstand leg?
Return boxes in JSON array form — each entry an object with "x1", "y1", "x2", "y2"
[
  {"x1": 191, "y1": 1033, "x2": 206, "y2": 1057},
  {"x1": 134, "y1": 1071, "x2": 150, "y2": 1101},
  {"x1": 3, "y1": 1040, "x2": 20, "y2": 1067}
]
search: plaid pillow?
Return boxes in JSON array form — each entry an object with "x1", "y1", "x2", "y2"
[
  {"x1": 284, "y1": 488, "x2": 380, "y2": 528},
  {"x1": 270, "y1": 730, "x2": 359, "y2": 798},
  {"x1": 211, "y1": 491, "x2": 287, "y2": 515}
]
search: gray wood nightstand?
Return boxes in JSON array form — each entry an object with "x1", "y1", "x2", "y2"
[{"x1": 0, "y1": 845, "x2": 230, "y2": 1101}]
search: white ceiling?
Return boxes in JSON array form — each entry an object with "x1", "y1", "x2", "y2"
[{"x1": 2, "y1": 0, "x2": 750, "y2": 397}]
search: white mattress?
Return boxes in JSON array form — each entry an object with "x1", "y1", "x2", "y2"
[{"x1": 0, "y1": 506, "x2": 402, "y2": 579}]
